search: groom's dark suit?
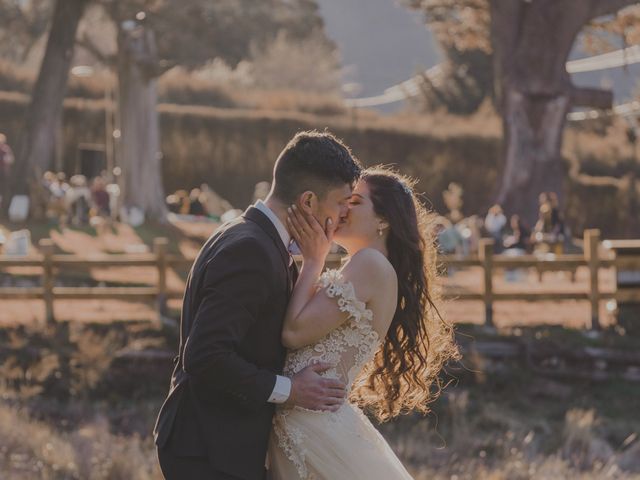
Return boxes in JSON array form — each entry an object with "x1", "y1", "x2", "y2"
[{"x1": 154, "y1": 206, "x2": 297, "y2": 479}]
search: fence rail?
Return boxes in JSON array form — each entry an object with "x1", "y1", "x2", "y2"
[{"x1": 0, "y1": 229, "x2": 632, "y2": 327}]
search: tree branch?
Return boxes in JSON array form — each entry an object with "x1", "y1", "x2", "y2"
[{"x1": 591, "y1": 0, "x2": 639, "y2": 19}]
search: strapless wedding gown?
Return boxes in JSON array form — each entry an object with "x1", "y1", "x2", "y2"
[{"x1": 268, "y1": 270, "x2": 413, "y2": 480}]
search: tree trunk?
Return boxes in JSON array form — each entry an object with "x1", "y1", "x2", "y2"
[
  {"x1": 497, "y1": 89, "x2": 570, "y2": 223},
  {"x1": 490, "y1": 0, "x2": 633, "y2": 225},
  {"x1": 116, "y1": 21, "x2": 167, "y2": 223},
  {"x1": 7, "y1": 0, "x2": 88, "y2": 212}
]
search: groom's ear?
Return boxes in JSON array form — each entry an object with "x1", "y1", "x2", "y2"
[{"x1": 297, "y1": 191, "x2": 316, "y2": 214}]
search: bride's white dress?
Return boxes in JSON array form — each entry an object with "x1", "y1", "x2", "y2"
[{"x1": 268, "y1": 269, "x2": 413, "y2": 480}]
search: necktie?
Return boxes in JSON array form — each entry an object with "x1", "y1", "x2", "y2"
[{"x1": 287, "y1": 241, "x2": 299, "y2": 290}]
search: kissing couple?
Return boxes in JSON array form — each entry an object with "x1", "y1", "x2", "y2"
[{"x1": 154, "y1": 131, "x2": 457, "y2": 479}]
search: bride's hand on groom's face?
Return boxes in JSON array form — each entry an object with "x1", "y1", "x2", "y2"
[
  {"x1": 286, "y1": 361, "x2": 346, "y2": 412},
  {"x1": 287, "y1": 205, "x2": 336, "y2": 265}
]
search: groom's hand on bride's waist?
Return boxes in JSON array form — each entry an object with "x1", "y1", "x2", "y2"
[{"x1": 285, "y1": 362, "x2": 346, "y2": 412}]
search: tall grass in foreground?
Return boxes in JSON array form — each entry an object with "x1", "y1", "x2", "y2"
[
  {"x1": 385, "y1": 393, "x2": 640, "y2": 480},
  {"x1": 1, "y1": 401, "x2": 638, "y2": 479},
  {"x1": 0, "y1": 405, "x2": 160, "y2": 480},
  {"x1": 0, "y1": 320, "x2": 638, "y2": 479}
]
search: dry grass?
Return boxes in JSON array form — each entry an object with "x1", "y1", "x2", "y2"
[
  {"x1": 0, "y1": 319, "x2": 167, "y2": 479},
  {"x1": 564, "y1": 117, "x2": 638, "y2": 179},
  {"x1": 0, "y1": 405, "x2": 161, "y2": 479},
  {"x1": 0, "y1": 301, "x2": 638, "y2": 479},
  {"x1": 1, "y1": 375, "x2": 638, "y2": 480},
  {"x1": 1, "y1": 380, "x2": 638, "y2": 479},
  {"x1": 384, "y1": 388, "x2": 640, "y2": 480}
]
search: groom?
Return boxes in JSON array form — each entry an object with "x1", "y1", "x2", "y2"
[{"x1": 154, "y1": 131, "x2": 363, "y2": 479}]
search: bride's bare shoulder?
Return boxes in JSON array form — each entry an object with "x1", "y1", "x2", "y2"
[
  {"x1": 349, "y1": 247, "x2": 394, "y2": 271},
  {"x1": 342, "y1": 248, "x2": 397, "y2": 296}
]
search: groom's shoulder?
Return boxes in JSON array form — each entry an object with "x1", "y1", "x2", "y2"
[{"x1": 205, "y1": 216, "x2": 274, "y2": 256}]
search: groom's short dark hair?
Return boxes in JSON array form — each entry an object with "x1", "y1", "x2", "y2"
[{"x1": 272, "y1": 131, "x2": 362, "y2": 204}]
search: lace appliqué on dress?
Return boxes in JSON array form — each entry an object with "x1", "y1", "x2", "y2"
[
  {"x1": 274, "y1": 269, "x2": 381, "y2": 479},
  {"x1": 272, "y1": 409, "x2": 312, "y2": 479}
]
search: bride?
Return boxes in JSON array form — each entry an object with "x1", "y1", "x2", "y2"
[{"x1": 268, "y1": 167, "x2": 459, "y2": 479}]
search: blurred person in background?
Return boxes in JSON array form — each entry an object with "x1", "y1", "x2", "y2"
[
  {"x1": 534, "y1": 192, "x2": 552, "y2": 236},
  {"x1": 435, "y1": 215, "x2": 463, "y2": 255},
  {"x1": 548, "y1": 192, "x2": 565, "y2": 246},
  {"x1": 533, "y1": 191, "x2": 565, "y2": 254},
  {"x1": 188, "y1": 188, "x2": 206, "y2": 216},
  {"x1": 200, "y1": 183, "x2": 233, "y2": 220},
  {"x1": 47, "y1": 173, "x2": 70, "y2": 227},
  {"x1": 484, "y1": 204, "x2": 507, "y2": 253},
  {"x1": 91, "y1": 176, "x2": 111, "y2": 218},
  {"x1": 504, "y1": 214, "x2": 532, "y2": 253},
  {"x1": 66, "y1": 174, "x2": 91, "y2": 226}
]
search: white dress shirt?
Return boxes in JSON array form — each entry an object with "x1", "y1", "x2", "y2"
[{"x1": 254, "y1": 200, "x2": 293, "y2": 404}]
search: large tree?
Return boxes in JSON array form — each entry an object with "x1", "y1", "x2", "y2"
[
  {"x1": 490, "y1": 0, "x2": 637, "y2": 222},
  {"x1": 115, "y1": 13, "x2": 168, "y2": 221},
  {"x1": 7, "y1": 0, "x2": 89, "y2": 212},
  {"x1": 406, "y1": 0, "x2": 639, "y2": 223}
]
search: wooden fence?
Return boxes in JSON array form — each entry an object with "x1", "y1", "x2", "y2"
[
  {"x1": 0, "y1": 229, "x2": 634, "y2": 328},
  {"x1": 439, "y1": 229, "x2": 615, "y2": 329}
]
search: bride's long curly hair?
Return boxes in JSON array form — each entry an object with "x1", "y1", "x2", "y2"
[{"x1": 351, "y1": 166, "x2": 459, "y2": 422}]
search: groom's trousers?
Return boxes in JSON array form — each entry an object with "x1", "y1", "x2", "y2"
[
  {"x1": 158, "y1": 446, "x2": 259, "y2": 479},
  {"x1": 158, "y1": 448, "x2": 255, "y2": 480}
]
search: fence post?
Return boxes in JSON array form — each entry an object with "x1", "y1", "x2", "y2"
[
  {"x1": 584, "y1": 229, "x2": 601, "y2": 331},
  {"x1": 154, "y1": 237, "x2": 169, "y2": 324},
  {"x1": 479, "y1": 238, "x2": 495, "y2": 327},
  {"x1": 40, "y1": 239, "x2": 55, "y2": 325}
]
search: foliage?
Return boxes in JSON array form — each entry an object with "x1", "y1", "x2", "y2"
[
  {"x1": 249, "y1": 30, "x2": 342, "y2": 93},
  {"x1": 0, "y1": 0, "x2": 52, "y2": 62},
  {"x1": 414, "y1": 48, "x2": 493, "y2": 114},
  {"x1": 402, "y1": 2, "x2": 640, "y2": 114},
  {"x1": 79, "y1": 0, "x2": 335, "y2": 70},
  {"x1": 403, "y1": 0, "x2": 491, "y2": 53},
  {"x1": 582, "y1": 5, "x2": 640, "y2": 53},
  {"x1": 402, "y1": 0, "x2": 493, "y2": 114},
  {"x1": 0, "y1": 0, "x2": 338, "y2": 80}
]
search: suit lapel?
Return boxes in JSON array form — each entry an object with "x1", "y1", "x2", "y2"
[{"x1": 243, "y1": 207, "x2": 294, "y2": 293}]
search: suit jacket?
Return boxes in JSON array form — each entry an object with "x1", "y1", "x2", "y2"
[{"x1": 154, "y1": 206, "x2": 296, "y2": 479}]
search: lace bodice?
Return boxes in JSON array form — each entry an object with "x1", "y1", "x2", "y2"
[{"x1": 282, "y1": 269, "x2": 381, "y2": 391}]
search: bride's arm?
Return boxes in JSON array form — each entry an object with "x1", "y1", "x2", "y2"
[{"x1": 282, "y1": 248, "x2": 393, "y2": 350}]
